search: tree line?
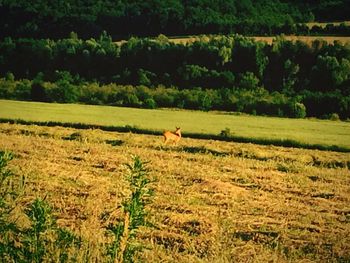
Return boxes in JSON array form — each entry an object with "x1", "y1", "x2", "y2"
[
  {"x1": 0, "y1": 0, "x2": 349, "y2": 39},
  {"x1": 0, "y1": 75, "x2": 309, "y2": 118},
  {"x1": 0, "y1": 33, "x2": 349, "y2": 119}
]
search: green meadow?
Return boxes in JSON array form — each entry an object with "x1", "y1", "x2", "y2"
[{"x1": 1, "y1": 99, "x2": 350, "y2": 149}]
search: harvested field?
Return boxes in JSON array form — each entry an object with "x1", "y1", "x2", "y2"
[{"x1": 1, "y1": 122, "x2": 349, "y2": 262}]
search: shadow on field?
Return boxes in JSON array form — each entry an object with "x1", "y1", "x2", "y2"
[
  {"x1": 62, "y1": 132, "x2": 84, "y2": 141},
  {"x1": 153, "y1": 145, "x2": 350, "y2": 170},
  {"x1": 62, "y1": 132, "x2": 125, "y2": 146},
  {"x1": 105, "y1": 139, "x2": 124, "y2": 146},
  {"x1": 312, "y1": 193, "x2": 335, "y2": 199},
  {"x1": 181, "y1": 146, "x2": 230, "y2": 157},
  {"x1": 233, "y1": 230, "x2": 279, "y2": 244},
  {"x1": 152, "y1": 145, "x2": 231, "y2": 157},
  {"x1": 310, "y1": 156, "x2": 350, "y2": 169}
]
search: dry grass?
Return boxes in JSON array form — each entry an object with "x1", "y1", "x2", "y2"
[
  {"x1": 1, "y1": 122, "x2": 350, "y2": 262},
  {"x1": 116, "y1": 35, "x2": 350, "y2": 46},
  {"x1": 168, "y1": 35, "x2": 350, "y2": 45},
  {"x1": 251, "y1": 36, "x2": 350, "y2": 45},
  {"x1": 305, "y1": 21, "x2": 350, "y2": 29}
]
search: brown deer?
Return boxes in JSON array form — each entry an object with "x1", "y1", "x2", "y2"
[{"x1": 163, "y1": 127, "x2": 181, "y2": 145}]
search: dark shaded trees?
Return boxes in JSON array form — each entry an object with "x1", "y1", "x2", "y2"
[
  {"x1": 2, "y1": 0, "x2": 348, "y2": 39},
  {"x1": 1, "y1": 33, "x2": 349, "y2": 118}
]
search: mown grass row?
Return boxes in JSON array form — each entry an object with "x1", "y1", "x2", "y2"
[{"x1": 1, "y1": 118, "x2": 349, "y2": 153}]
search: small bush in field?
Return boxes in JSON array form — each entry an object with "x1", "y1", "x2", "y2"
[
  {"x1": 330, "y1": 113, "x2": 340, "y2": 121},
  {"x1": 220, "y1": 127, "x2": 232, "y2": 138}
]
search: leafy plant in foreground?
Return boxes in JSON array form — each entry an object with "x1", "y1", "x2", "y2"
[
  {"x1": 0, "y1": 151, "x2": 25, "y2": 262},
  {"x1": 107, "y1": 156, "x2": 154, "y2": 263},
  {"x1": 0, "y1": 151, "x2": 81, "y2": 263},
  {"x1": 21, "y1": 198, "x2": 80, "y2": 263},
  {"x1": 22, "y1": 198, "x2": 57, "y2": 262}
]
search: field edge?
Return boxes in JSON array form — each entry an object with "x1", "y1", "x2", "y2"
[{"x1": 1, "y1": 117, "x2": 349, "y2": 153}]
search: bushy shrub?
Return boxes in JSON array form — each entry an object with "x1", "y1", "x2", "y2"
[
  {"x1": 292, "y1": 102, "x2": 306, "y2": 118},
  {"x1": 31, "y1": 84, "x2": 47, "y2": 102},
  {"x1": 239, "y1": 72, "x2": 260, "y2": 90},
  {"x1": 220, "y1": 128, "x2": 232, "y2": 138},
  {"x1": 50, "y1": 81, "x2": 79, "y2": 103},
  {"x1": 14, "y1": 80, "x2": 32, "y2": 100},
  {"x1": 153, "y1": 86, "x2": 177, "y2": 107},
  {"x1": 329, "y1": 113, "x2": 340, "y2": 121},
  {"x1": 144, "y1": 98, "x2": 157, "y2": 109}
]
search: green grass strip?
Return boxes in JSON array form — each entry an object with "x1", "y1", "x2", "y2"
[{"x1": 1, "y1": 118, "x2": 349, "y2": 153}]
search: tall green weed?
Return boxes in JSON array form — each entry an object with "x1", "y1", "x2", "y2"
[{"x1": 107, "y1": 156, "x2": 154, "y2": 263}]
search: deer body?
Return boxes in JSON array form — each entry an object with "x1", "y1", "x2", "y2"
[{"x1": 163, "y1": 127, "x2": 181, "y2": 145}]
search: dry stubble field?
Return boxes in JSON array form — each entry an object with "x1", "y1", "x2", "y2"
[{"x1": 1, "y1": 122, "x2": 350, "y2": 262}]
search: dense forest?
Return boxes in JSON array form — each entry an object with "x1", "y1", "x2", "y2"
[
  {"x1": 1, "y1": 34, "x2": 349, "y2": 119},
  {"x1": 1, "y1": 0, "x2": 350, "y2": 39},
  {"x1": 0, "y1": 1, "x2": 349, "y2": 119}
]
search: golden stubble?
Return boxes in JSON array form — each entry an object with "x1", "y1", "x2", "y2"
[{"x1": 0, "y1": 122, "x2": 349, "y2": 262}]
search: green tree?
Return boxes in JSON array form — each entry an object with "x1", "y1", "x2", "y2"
[
  {"x1": 282, "y1": 59, "x2": 299, "y2": 94},
  {"x1": 310, "y1": 56, "x2": 350, "y2": 91},
  {"x1": 239, "y1": 72, "x2": 259, "y2": 90},
  {"x1": 31, "y1": 73, "x2": 48, "y2": 102}
]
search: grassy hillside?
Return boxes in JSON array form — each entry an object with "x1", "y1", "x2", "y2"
[
  {"x1": 0, "y1": 122, "x2": 349, "y2": 261},
  {"x1": 1, "y1": 100, "x2": 350, "y2": 150}
]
